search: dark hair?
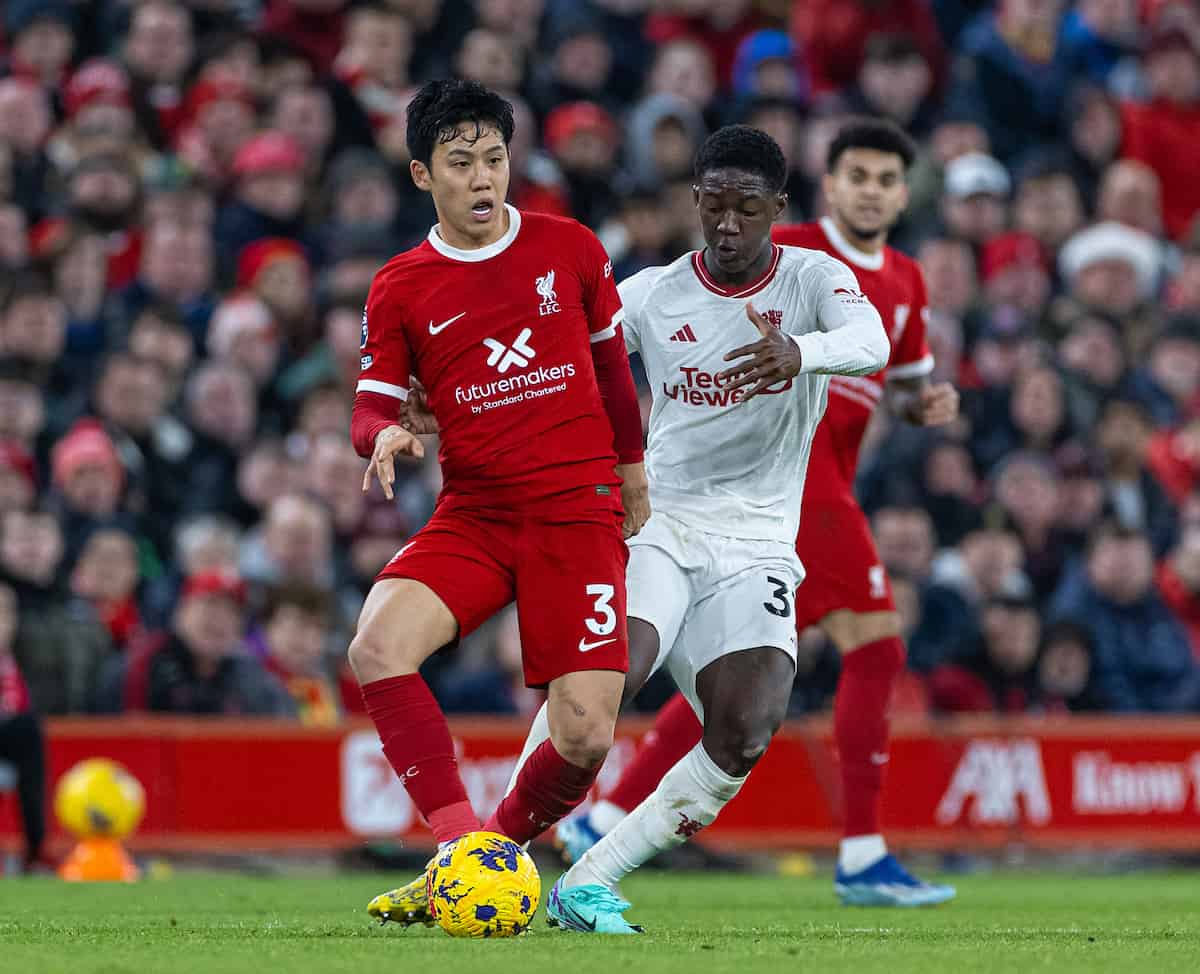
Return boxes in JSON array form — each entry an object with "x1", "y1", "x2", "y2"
[
  {"x1": 263, "y1": 581, "x2": 333, "y2": 624},
  {"x1": 863, "y1": 32, "x2": 925, "y2": 65},
  {"x1": 694, "y1": 125, "x2": 787, "y2": 194},
  {"x1": 826, "y1": 117, "x2": 917, "y2": 172},
  {"x1": 405, "y1": 79, "x2": 515, "y2": 167}
]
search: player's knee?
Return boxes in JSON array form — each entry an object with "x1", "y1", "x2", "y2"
[
  {"x1": 347, "y1": 627, "x2": 420, "y2": 681},
  {"x1": 552, "y1": 717, "x2": 614, "y2": 769},
  {"x1": 704, "y1": 710, "x2": 784, "y2": 778}
]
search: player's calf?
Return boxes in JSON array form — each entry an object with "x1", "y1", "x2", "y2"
[{"x1": 696, "y1": 646, "x2": 794, "y2": 778}]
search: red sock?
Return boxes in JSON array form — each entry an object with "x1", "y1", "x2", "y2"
[
  {"x1": 834, "y1": 637, "x2": 905, "y2": 837},
  {"x1": 484, "y1": 740, "x2": 599, "y2": 843},
  {"x1": 361, "y1": 674, "x2": 480, "y2": 844},
  {"x1": 607, "y1": 692, "x2": 702, "y2": 813}
]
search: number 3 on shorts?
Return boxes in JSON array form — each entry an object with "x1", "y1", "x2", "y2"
[
  {"x1": 763, "y1": 576, "x2": 792, "y2": 618},
  {"x1": 585, "y1": 583, "x2": 617, "y2": 636}
]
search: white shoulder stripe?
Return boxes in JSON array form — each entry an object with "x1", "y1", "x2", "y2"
[
  {"x1": 357, "y1": 379, "x2": 410, "y2": 400},
  {"x1": 589, "y1": 307, "x2": 626, "y2": 343},
  {"x1": 887, "y1": 355, "x2": 936, "y2": 380}
]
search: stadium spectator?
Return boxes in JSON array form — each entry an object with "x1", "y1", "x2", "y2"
[
  {"x1": 1051, "y1": 521, "x2": 1200, "y2": 711},
  {"x1": 260, "y1": 582, "x2": 351, "y2": 725},
  {"x1": 0, "y1": 441, "x2": 36, "y2": 516},
  {"x1": 99, "y1": 569, "x2": 294, "y2": 715},
  {"x1": 845, "y1": 33, "x2": 937, "y2": 137},
  {"x1": 940, "y1": 152, "x2": 1010, "y2": 247},
  {"x1": 1156, "y1": 493, "x2": 1200, "y2": 658},
  {"x1": 70, "y1": 526, "x2": 144, "y2": 652},
  {"x1": 1035, "y1": 619, "x2": 1101, "y2": 711},
  {"x1": 1011, "y1": 157, "x2": 1086, "y2": 255}
]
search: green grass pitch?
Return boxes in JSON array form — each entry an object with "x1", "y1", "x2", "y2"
[{"x1": 3, "y1": 870, "x2": 1199, "y2": 974}]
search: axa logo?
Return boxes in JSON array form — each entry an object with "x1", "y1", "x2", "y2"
[
  {"x1": 935, "y1": 738, "x2": 1052, "y2": 826},
  {"x1": 483, "y1": 328, "x2": 535, "y2": 373},
  {"x1": 536, "y1": 269, "x2": 560, "y2": 316}
]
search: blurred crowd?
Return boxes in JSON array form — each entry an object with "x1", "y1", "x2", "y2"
[{"x1": 1, "y1": 0, "x2": 1200, "y2": 727}]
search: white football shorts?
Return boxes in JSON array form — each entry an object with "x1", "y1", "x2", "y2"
[{"x1": 625, "y1": 510, "x2": 804, "y2": 721}]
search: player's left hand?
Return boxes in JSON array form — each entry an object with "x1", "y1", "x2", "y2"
[
  {"x1": 400, "y1": 377, "x2": 439, "y2": 435},
  {"x1": 717, "y1": 303, "x2": 802, "y2": 401},
  {"x1": 615, "y1": 462, "x2": 650, "y2": 539},
  {"x1": 907, "y1": 382, "x2": 959, "y2": 426}
]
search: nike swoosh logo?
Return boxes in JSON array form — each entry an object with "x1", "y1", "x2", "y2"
[
  {"x1": 578, "y1": 637, "x2": 617, "y2": 653},
  {"x1": 429, "y1": 312, "x2": 466, "y2": 335}
]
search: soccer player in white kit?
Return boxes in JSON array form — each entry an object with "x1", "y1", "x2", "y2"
[{"x1": 538, "y1": 126, "x2": 891, "y2": 933}]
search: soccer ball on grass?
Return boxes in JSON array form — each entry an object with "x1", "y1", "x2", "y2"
[{"x1": 426, "y1": 830, "x2": 541, "y2": 938}]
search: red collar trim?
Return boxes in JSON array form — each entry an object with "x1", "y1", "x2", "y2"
[{"x1": 691, "y1": 245, "x2": 781, "y2": 299}]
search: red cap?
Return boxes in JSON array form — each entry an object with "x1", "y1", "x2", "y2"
[
  {"x1": 236, "y1": 237, "x2": 309, "y2": 288},
  {"x1": 51, "y1": 419, "x2": 124, "y2": 490},
  {"x1": 981, "y1": 231, "x2": 1047, "y2": 283},
  {"x1": 181, "y1": 570, "x2": 247, "y2": 605},
  {"x1": 231, "y1": 131, "x2": 306, "y2": 179},
  {"x1": 65, "y1": 59, "x2": 131, "y2": 119},
  {"x1": 0, "y1": 440, "x2": 36, "y2": 492},
  {"x1": 543, "y1": 101, "x2": 620, "y2": 155},
  {"x1": 185, "y1": 69, "x2": 255, "y2": 126}
]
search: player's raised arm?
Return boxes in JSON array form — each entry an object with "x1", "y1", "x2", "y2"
[{"x1": 792, "y1": 257, "x2": 890, "y2": 377}]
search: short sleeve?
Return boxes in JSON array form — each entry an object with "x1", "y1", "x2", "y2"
[
  {"x1": 888, "y1": 262, "x2": 934, "y2": 381},
  {"x1": 356, "y1": 270, "x2": 413, "y2": 401},
  {"x1": 616, "y1": 267, "x2": 660, "y2": 356},
  {"x1": 576, "y1": 226, "x2": 624, "y2": 344}
]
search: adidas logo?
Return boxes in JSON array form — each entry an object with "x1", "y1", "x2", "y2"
[{"x1": 669, "y1": 324, "x2": 698, "y2": 343}]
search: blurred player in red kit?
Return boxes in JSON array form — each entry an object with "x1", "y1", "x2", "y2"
[
  {"x1": 555, "y1": 118, "x2": 961, "y2": 907},
  {"x1": 349, "y1": 80, "x2": 648, "y2": 925}
]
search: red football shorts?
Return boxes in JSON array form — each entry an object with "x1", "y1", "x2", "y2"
[
  {"x1": 794, "y1": 494, "x2": 894, "y2": 631},
  {"x1": 375, "y1": 494, "x2": 629, "y2": 688}
]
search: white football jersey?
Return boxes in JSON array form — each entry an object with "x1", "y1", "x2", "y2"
[{"x1": 622, "y1": 244, "x2": 889, "y2": 545}]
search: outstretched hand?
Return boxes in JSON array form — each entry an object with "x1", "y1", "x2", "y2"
[
  {"x1": 906, "y1": 382, "x2": 959, "y2": 427},
  {"x1": 362, "y1": 425, "x2": 424, "y2": 500},
  {"x1": 716, "y1": 303, "x2": 802, "y2": 402}
]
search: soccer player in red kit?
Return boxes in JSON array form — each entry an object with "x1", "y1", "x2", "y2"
[
  {"x1": 554, "y1": 119, "x2": 961, "y2": 906},
  {"x1": 350, "y1": 80, "x2": 648, "y2": 925}
]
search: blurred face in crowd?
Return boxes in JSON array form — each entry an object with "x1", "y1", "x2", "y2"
[
  {"x1": 13, "y1": 17, "x2": 75, "y2": 86},
  {"x1": 823, "y1": 147, "x2": 910, "y2": 244},
  {"x1": 175, "y1": 592, "x2": 242, "y2": 664},
  {"x1": 411, "y1": 122, "x2": 511, "y2": 250},
  {"x1": 475, "y1": 0, "x2": 545, "y2": 49},
  {"x1": 942, "y1": 190, "x2": 1007, "y2": 246},
  {"x1": 197, "y1": 95, "x2": 257, "y2": 165},
  {"x1": 621, "y1": 196, "x2": 673, "y2": 256},
  {"x1": 177, "y1": 518, "x2": 240, "y2": 575},
  {"x1": 1058, "y1": 467, "x2": 1106, "y2": 536},
  {"x1": 253, "y1": 254, "x2": 311, "y2": 323},
  {"x1": 554, "y1": 30, "x2": 612, "y2": 93},
  {"x1": 341, "y1": 9, "x2": 412, "y2": 87},
  {"x1": 187, "y1": 364, "x2": 257, "y2": 448},
  {"x1": 239, "y1": 169, "x2": 306, "y2": 223},
  {"x1": 456, "y1": 29, "x2": 524, "y2": 94},
  {"x1": 125, "y1": 1, "x2": 194, "y2": 85},
  {"x1": 141, "y1": 221, "x2": 214, "y2": 302},
  {"x1": 1148, "y1": 333, "x2": 1200, "y2": 408},
  {"x1": 986, "y1": 260, "x2": 1050, "y2": 316},
  {"x1": 1146, "y1": 44, "x2": 1200, "y2": 105},
  {"x1": 266, "y1": 602, "x2": 327, "y2": 674},
  {"x1": 205, "y1": 36, "x2": 261, "y2": 96},
  {"x1": 0, "y1": 582, "x2": 15, "y2": 649},
  {"x1": 1088, "y1": 531, "x2": 1154, "y2": 603},
  {"x1": 996, "y1": 456, "x2": 1061, "y2": 534},
  {"x1": 265, "y1": 494, "x2": 332, "y2": 580},
  {"x1": 98, "y1": 356, "x2": 169, "y2": 436},
  {"x1": 973, "y1": 330, "x2": 1038, "y2": 388},
  {"x1": 1000, "y1": 0, "x2": 1065, "y2": 33},
  {"x1": 1071, "y1": 259, "x2": 1142, "y2": 315},
  {"x1": 1098, "y1": 400, "x2": 1151, "y2": 469},
  {"x1": 0, "y1": 461, "x2": 33, "y2": 515},
  {"x1": 555, "y1": 128, "x2": 619, "y2": 178},
  {"x1": 325, "y1": 305, "x2": 367, "y2": 378},
  {"x1": 0, "y1": 204, "x2": 29, "y2": 267},
  {"x1": 746, "y1": 105, "x2": 802, "y2": 170},
  {"x1": 961, "y1": 528, "x2": 1024, "y2": 598},
  {"x1": 930, "y1": 120, "x2": 988, "y2": 168},
  {"x1": 335, "y1": 172, "x2": 397, "y2": 227},
  {"x1": 129, "y1": 313, "x2": 195, "y2": 394},
  {"x1": 1, "y1": 292, "x2": 67, "y2": 365},
  {"x1": 924, "y1": 441, "x2": 977, "y2": 498},
  {"x1": 983, "y1": 602, "x2": 1041, "y2": 675},
  {"x1": 62, "y1": 455, "x2": 123, "y2": 518},
  {"x1": 800, "y1": 115, "x2": 848, "y2": 185},
  {"x1": 70, "y1": 159, "x2": 139, "y2": 232},
  {"x1": 651, "y1": 118, "x2": 697, "y2": 182},
  {"x1": 238, "y1": 443, "x2": 295, "y2": 516},
  {"x1": 650, "y1": 40, "x2": 716, "y2": 109},
  {"x1": 72, "y1": 529, "x2": 139, "y2": 603},
  {"x1": 209, "y1": 297, "x2": 280, "y2": 384},
  {"x1": 0, "y1": 378, "x2": 44, "y2": 446},
  {"x1": 305, "y1": 435, "x2": 366, "y2": 534},
  {"x1": 1038, "y1": 630, "x2": 1092, "y2": 700},
  {"x1": 272, "y1": 87, "x2": 335, "y2": 165},
  {"x1": 1014, "y1": 174, "x2": 1084, "y2": 252},
  {"x1": 859, "y1": 52, "x2": 931, "y2": 126},
  {"x1": 0, "y1": 510, "x2": 63, "y2": 587},
  {"x1": 1058, "y1": 316, "x2": 1125, "y2": 389},
  {"x1": 1010, "y1": 367, "x2": 1065, "y2": 445},
  {"x1": 1098, "y1": 161, "x2": 1163, "y2": 236},
  {"x1": 0, "y1": 79, "x2": 51, "y2": 155},
  {"x1": 54, "y1": 233, "x2": 108, "y2": 318},
  {"x1": 1070, "y1": 90, "x2": 1121, "y2": 168},
  {"x1": 872, "y1": 506, "x2": 936, "y2": 579},
  {"x1": 298, "y1": 386, "x2": 352, "y2": 441},
  {"x1": 1172, "y1": 253, "x2": 1200, "y2": 312},
  {"x1": 919, "y1": 237, "x2": 976, "y2": 315}
]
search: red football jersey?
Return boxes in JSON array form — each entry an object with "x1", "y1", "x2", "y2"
[
  {"x1": 772, "y1": 218, "x2": 933, "y2": 499},
  {"x1": 359, "y1": 206, "x2": 625, "y2": 508}
]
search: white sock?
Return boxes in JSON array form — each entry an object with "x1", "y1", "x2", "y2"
[
  {"x1": 563, "y1": 744, "x2": 745, "y2": 891},
  {"x1": 587, "y1": 799, "x2": 627, "y2": 836},
  {"x1": 839, "y1": 834, "x2": 887, "y2": 874},
  {"x1": 504, "y1": 701, "x2": 551, "y2": 796}
]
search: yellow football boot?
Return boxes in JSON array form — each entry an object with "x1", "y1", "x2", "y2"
[{"x1": 367, "y1": 871, "x2": 435, "y2": 927}]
